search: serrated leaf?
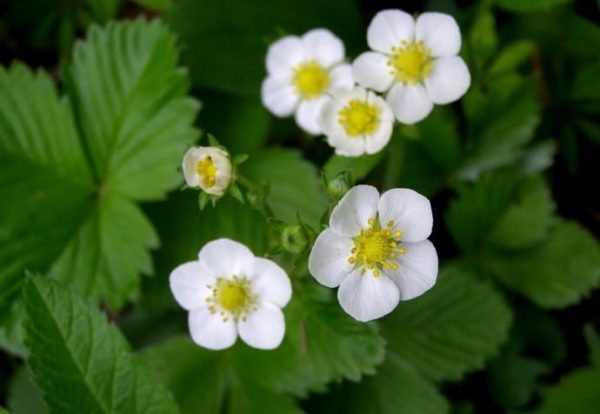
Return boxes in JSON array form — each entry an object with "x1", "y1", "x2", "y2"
[
  {"x1": 22, "y1": 276, "x2": 179, "y2": 414},
  {"x1": 68, "y1": 19, "x2": 198, "y2": 201},
  {"x1": 7, "y1": 366, "x2": 48, "y2": 414},
  {"x1": 446, "y1": 172, "x2": 554, "y2": 253},
  {"x1": 165, "y1": 0, "x2": 362, "y2": 95},
  {"x1": 484, "y1": 220, "x2": 600, "y2": 308},
  {"x1": 382, "y1": 267, "x2": 512, "y2": 382},
  {"x1": 534, "y1": 365, "x2": 600, "y2": 414},
  {"x1": 341, "y1": 355, "x2": 449, "y2": 414},
  {"x1": 243, "y1": 148, "x2": 327, "y2": 228}
]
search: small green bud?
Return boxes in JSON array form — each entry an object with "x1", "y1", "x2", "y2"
[{"x1": 281, "y1": 224, "x2": 309, "y2": 254}]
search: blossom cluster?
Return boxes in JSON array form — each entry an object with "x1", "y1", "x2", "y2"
[{"x1": 261, "y1": 9, "x2": 470, "y2": 156}]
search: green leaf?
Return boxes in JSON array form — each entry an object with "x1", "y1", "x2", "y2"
[
  {"x1": 484, "y1": 220, "x2": 600, "y2": 308},
  {"x1": 571, "y1": 61, "x2": 600, "y2": 102},
  {"x1": 22, "y1": 276, "x2": 179, "y2": 414},
  {"x1": 7, "y1": 366, "x2": 48, "y2": 414},
  {"x1": 142, "y1": 193, "x2": 269, "y2": 312},
  {"x1": 341, "y1": 355, "x2": 449, "y2": 414},
  {"x1": 323, "y1": 152, "x2": 384, "y2": 181},
  {"x1": 84, "y1": 0, "x2": 120, "y2": 23},
  {"x1": 468, "y1": 10, "x2": 498, "y2": 67},
  {"x1": 446, "y1": 173, "x2": 554, "y2": 253},
  {"x1": 165, "y1": 0, "x2": 362, "y2": 95},
  {"x1": 132, "y1": 0, "x2": 174, "y2": 12},
  {"x1": 534, "y1": 365, "x2": 600, "y2": 414},
  {"x1": 0, "y1": 64, "x2": 94, "y2": 317},
  {"x1": 382, "y1": 266, "x2": 512, "y2": 382},
  {"x1": 496, "y1": 0, "x2": 573, "y2": 13},
  {"x1": 68, "y1": 19, "x2": 198, "y2": 201},
  {"x1": 243, "y1": 148, "x2": 327, "y2": 227},
  {"x1": 459, "y1": 78, "x2": 540, "y2": 180},
  {"x1": 487, "y1": 40, "x2": 535, "y2": 78}
]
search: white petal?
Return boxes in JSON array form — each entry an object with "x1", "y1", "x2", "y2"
[
  {"x1": 188, "y1": 307, "x2": 237, "y2": 350},
  {"x1": 318, "y1": 96, "x2": 344, "y2": 137},
  {"x1": 302, "y1": 28, "x2": 345, "y2": 67},
  {"x1": 295, "y1": 97, "x2": 328, "y2": 135},
  {"x1": 328, "y1": 134, "x2": 367, "y2": 157},
  {"x1": 415, "y1": 12, "x2": 461, "y2": 57},
  {"x1": 182, "y1": 147, "x2": 200, "y2": 187},
  {"x1": 266, "y1": 36, "x2": 305, "y2": 74},
  {"x1": 386, "y1": 83, "x2": 433, "y2": 124},
  {"x1": 247, "y1": 257, "x2": 292, "y2": 307},
  {"x1": 170, "y1": 261, "x2": 215, "y2": 311},
  {"x1": 308, "y1": 229, "x2": 354, "y2": 288},
  {"x1": 198, "y1": 238, "x2": 254, "y2": 277},
  {"x1": 367, "y1": 9, "x2": 415, "y2": 54},
  {"x1": 329, "y1": 185, "x2": 380, "y2": 237},
  {"x1": 337, "y1": 270, "x2": 400, "y2": 322},
  {"x1": 261, "y1": 75, "x2": 299, "y2": 117},
  {"x1": 238, "y1": 303, "x2": 285, "y2": 350},
  {"x1": 329, "y1": 64, "x2": 354, "y2": 94},
  {"x1": 378, "y1": 188, "x2": 433, "y2": 242},
  {"x1": 352, "y1": 52, "x2": 395, "y2": 92},
  {"x1": 425, "y1": 56, "x2": 471, "y2": 104},
  {"x1": 365, "y1": 92, "x2": 394, "y2": 154},
  {"x1": 384, "y1": 240, "x2": 438, "y2": 300}
]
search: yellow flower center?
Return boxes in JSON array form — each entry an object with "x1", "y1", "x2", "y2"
[
  {"x1": 387, "y1": 41, "x2": 433, "y2": 84},
  {"x1": 196, "y1": 156, "x2": 217, "y2": 188},
  {"x1": 348, "y1": 218, "x2": 406, "y2": 277},
  {"x1": 292, "y1": 61, "x2": 330, "y2": 99},
  {"x1": 338, "y1": 100, "x2": 381, "y2": 137},
  {"x1": 206, "y1": 277, "x2": 257, "y2": 322}
]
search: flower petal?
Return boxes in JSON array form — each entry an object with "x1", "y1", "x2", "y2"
[
  {"x1": 170, "y1": 261, "x2": 215, "y2": 311},
  {"x1": 188, "y1": 307, "x2": 237, "y2": 350},
  {"x1": 337, "y1": 270, "x2": 400, "y2": 322},
  {"x1": 365, "y1": 92, "x2": 394, "y2": 154},
  {"x1": 198, "y1": 238, "x2": 254, "y2": 277},
  {"x1": 328, "y1": 134, "x2": 367, "y2": 157},
  {"x1": 302, "y1": 28, "x2": 345, "y2": 67},
  {"x1": 329, "y1": 64, "x2": 355, "y2": 94},
  {"x1": 415, "y1": 12, "x2": 461, "y2": 57},
  {"x1": 378, "y1": 188, "x2": 433, "y2": 242},
  {"x1": 295, "y1": 97, "x2": 328, "y2": 134},
  {"x1": 261, "y1": 75, "x2": 299, "y2": 117},
  {"x1": 329, "y1": 185, "x2": 380, "y2": 237},
  {"x1": 352, "y1": 52, "x2": 395, "y2": 92},
  {"x1": 367, "y1": 9, "x2": 415, "y2": 54},
  {"x1": 386, "y1": 83, "x2": 433, "y2": 124},
  {"x1": 266, "y1": 35, "x2": 305, "y2": 74},
  {"x1": 425, "y1": 56, "x2": 471, "y2": 104},
  {"x1": 308, "y1": 229, "x2": 354, "y2": 288},
  {"x1": 384, "y1": 240, "x2": 438, "y2": 300},
  {"x1": 247, "y1": 257, "x2": 292, "y2": 307},
  {"x1": 238, "y1": 303, "x2": 285, "y2": 350}
]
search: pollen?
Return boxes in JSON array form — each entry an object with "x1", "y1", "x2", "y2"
[
  {"x1": 196, "y1": 156, "x2": 218, "y2": 188},
  {"x1": 338, "y1": 100, "x2": 381, "y2": 137},
  {"x1": 206, "y1": 276, "x2": 257, "y2": 322},
  {"x1": 387, "y1": 40, "x2": 433, "y2": 84},
  {"x1": 348, "y1": 218, "x2": 406, "y2": 277},
  {"x1": 292, "y1": 61, "x2": 330, "y2": 99}
]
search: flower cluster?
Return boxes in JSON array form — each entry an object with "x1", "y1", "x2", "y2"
[{"x1": 261, "y1": 9, "x2": 470, "y2": 156}]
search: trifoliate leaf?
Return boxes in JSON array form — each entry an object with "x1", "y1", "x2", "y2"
[
  {"x1": 446, "y1": 172, "x2": 554, "y2": 253},
  {"x1": 485, "y1": 220, "x2": 600, "y2": 308},
  {"x1": 534, "y1": 365, "x2": 600, "y2": 414},
  {"x1": 165, "y1": 0, "x2": 362, "y2": 95},
  {"x1": 22, "y1": 276, "x2": 179, "y2": 414},
  {"x1": 243, "y1": 148, "x2": 327, "y2": 228},
  {"x1": 459, "y1": 78, "x2": 540, "y2": 180},
  {"x1": 382, "y1": 267, "x2": 512, "y2": 382},
  {"x1": 0, "y1": 20, "x2": 198, "y2": 313},
  {"x1": 68, "y1": 19, "x2": 198, "y2": 201},
  {"x1": 340, "y1": 355, "x2": 449, "y2": 414}
]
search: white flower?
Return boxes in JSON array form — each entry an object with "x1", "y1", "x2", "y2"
[
  {"x1": 352, "y1": 10, "x2": 471, "y2": 124},
  {"x1": 319, "y1": 86, "x2": 394, "y2": 157},
  {"x1": 170, "y1": 239, "x2": 292, "y2": 350},
  {"x1": 182, "y1": 146, "x2": 232, "y2": 196},
  {"x1": 261, "y1": 28, "x2": 354, "y2": 134},
  {"x1": 308, "y1": 185, "x2": 438, "y2": 322}
]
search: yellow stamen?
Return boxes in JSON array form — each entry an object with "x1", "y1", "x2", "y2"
[
  {"x1": 387, "y1": 40, "x2": 433, "y2": 84},
  {"x1": 338, "y1": 99, "x2": 381, "y2": 137},
  {"x1": 206, "y1": 276, "x2": 257, "y2": 322},
  {"x1": 292, "y1": 61, "x2": 330, "y2": 99},
  {"x1": 196, "y1": 156, "x2": 218, "y2": 188}
]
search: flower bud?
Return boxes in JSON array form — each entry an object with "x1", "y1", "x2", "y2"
[{"x1": 182, "y1": 146, "x2": 232, "y2": 196}]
